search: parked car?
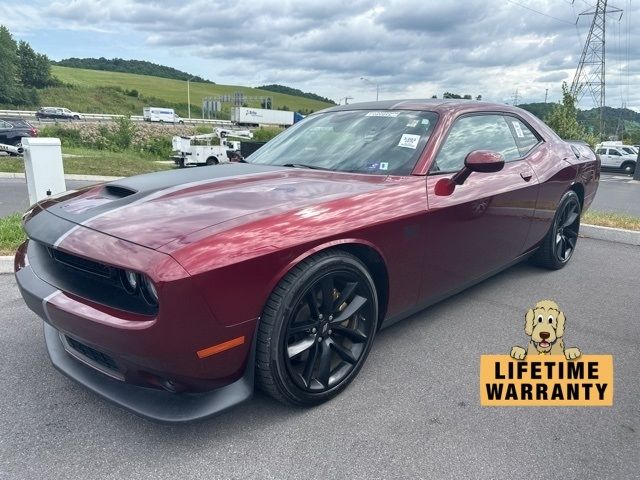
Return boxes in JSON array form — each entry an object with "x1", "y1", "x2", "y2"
[
  {"x1": 0, "y1": 118, "x2": 38, "y2": 153},
  {"x1": 35, "y1": 107, "x2": 81, "y2": 121},
  {"x1": 594, "y1": 146, "x2": 636, "y2": 174},
  {"x1": 15, "y1": 100, "x2": 599, "y2": 422}
]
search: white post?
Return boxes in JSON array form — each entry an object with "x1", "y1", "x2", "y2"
[{"x1": 22, "y1": 137, "x2": 66, "y2": 204}]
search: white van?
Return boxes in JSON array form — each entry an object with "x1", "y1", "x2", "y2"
[{"x1": 143, "y1": 107, "x2": 184, "y2": 124}]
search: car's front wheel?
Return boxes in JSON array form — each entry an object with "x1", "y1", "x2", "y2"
[
  {"x1": 532, "y1": 190, "x2": 581, "y2": 270},
  {"x1": 256, "y1": 250, "x2": 378, "y2": 406}
]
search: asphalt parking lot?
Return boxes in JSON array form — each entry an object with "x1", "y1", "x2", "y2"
[{"x1": 1, "y1": 238, "x2": 638, "y2": 480}]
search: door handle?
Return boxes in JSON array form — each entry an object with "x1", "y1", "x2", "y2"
[{"x1": 520, "y1": 171, "x2": 533, "y2": 181}]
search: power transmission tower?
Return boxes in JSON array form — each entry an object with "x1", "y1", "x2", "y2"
[
  {"x1": 570, "y1": 0, "x2": 623, "y2": 139},
  {"x1": 512, "y1": 88, "x2": 519, "y2": 106}
]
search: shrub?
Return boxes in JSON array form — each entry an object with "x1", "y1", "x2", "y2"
[
  {"x1": 38, "y1": 125, "x2": 83, "y2": 147},
  {"x1": 252, "y1": 127, "x2": 283, "y2": 142},
  {"x1": 138, "y1": 136, "x2": 172, "y2": 158}
]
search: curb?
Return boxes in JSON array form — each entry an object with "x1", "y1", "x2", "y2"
[
  {"x1": 579, "y1": 223, "x2": 640, "y2": 246},
  {"x1": 0, "y1": 256, "x2": 12, "y2": 274},
  {"x1": 1, "y1": 224, "x2": 638, "y2": 275},
  {"x1": 0, "y1": 172, "x2": 122, "y2": 182}
]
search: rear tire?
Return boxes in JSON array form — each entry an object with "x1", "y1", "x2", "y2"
[
  {"x1": 621, "y1": 162, "x2": 635, "y2": 175},
  {"x1": 205, "y1": 157, "x2": 218, "y2": 166},
  {"x1": 532, "y1": 190, "x2": 581, "y2": 270},
  {"x1": 256, "y1": 250, "x2": 378, "y2": 406}
]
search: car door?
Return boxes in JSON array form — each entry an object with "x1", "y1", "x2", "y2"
[
  {"x1": 420, "y1": 113, "x2": 539, "y2": 301},
  {"x1": 604, "y1": 148, "x2": 622, "y2": 167}
]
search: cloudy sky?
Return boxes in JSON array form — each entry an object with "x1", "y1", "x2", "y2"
[{"x1": 1, "y1": 0, "x2": 638, "y2": 110}]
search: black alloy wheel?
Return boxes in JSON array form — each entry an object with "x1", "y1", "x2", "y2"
[
  {"x1": 532, "y1": 190, "x2": 581, "y2": 270},
  {"x1": 553, "y1": 196, "x2": 580, "y2": 263},
  {"x1": 256, "y1": 250, "x2": 378, "y2": 406}
]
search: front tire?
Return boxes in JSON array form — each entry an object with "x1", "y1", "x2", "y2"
[
  {"x1": 256, "y1": 250, "x2": 378, "y2": 406},
  {"x1": 532, "y1": 190, "x2": 581, "y2": 270}
]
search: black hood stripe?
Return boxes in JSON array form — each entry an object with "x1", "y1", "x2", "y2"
[{"x1": 48, "y1": 163, "x2": 287, "y2": 248}]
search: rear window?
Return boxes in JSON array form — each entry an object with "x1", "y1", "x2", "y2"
[{"x1": 0, "y1": 118, "x2": 32, "y2": 128}]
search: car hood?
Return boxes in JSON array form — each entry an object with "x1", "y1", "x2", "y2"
[{"x1": 46, "y1": 163, "x2": 391, "y2": 249}]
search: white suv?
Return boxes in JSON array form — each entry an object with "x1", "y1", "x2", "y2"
[{"x1": 595, "y1": 146, "x2": 636, "y2": 175}]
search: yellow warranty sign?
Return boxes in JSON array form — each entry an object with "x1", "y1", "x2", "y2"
[{"x1": 480, "y1": 355, "x2": 614, "y2": 406}]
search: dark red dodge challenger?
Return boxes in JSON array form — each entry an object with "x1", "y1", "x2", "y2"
[{"x1": 15, "y1": 100, "x2": 599, "y2": 422}]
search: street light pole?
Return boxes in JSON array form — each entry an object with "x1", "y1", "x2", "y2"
[
  {"x1": 360, "y1": 77, "x2": 379, "y2": 101},
  {"x1": 187, "y1": 79, "x2": 191, "y2": 120},
  {"x1": 187, "y1": 77, "x2": 195, "y2": 120}
]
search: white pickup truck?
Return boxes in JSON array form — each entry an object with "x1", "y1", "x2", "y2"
[{"x1": 595, "y1": 144, "x2": 637, "y2": 175}]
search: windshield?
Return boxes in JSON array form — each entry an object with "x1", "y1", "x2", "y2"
[{"x1": 247, "y1": 109, "x2": 438, "y2": 175}]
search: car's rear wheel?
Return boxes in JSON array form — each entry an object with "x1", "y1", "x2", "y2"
[
  {"x1": 621, "y1": 162, "x2": 635, "y2": 175},
  {"x1": 256, "y1": 250, "x2": 378, "y2": 406},
  {"x1": 532, "y1": 190, "x2": 581, "y2": 270}
]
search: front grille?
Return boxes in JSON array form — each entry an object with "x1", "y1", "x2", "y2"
[
  {"x1": 62, "y1": 335, "x2": 124, "y2": 381},
  {"x1": 48, "y1": 248, "x2": 112, "y2": 278}
]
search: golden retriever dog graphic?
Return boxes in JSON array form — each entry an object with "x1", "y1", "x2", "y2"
[{"x1": 510, "y1": 300, "x2": 581, "y2": 360}]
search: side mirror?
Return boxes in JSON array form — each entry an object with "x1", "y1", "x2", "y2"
[{"x1": 435, "y1": 150, "x2": 505, "y2": 196}]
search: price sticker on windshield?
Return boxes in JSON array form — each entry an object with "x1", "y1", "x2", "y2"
[{"x1": 398, "y1": 134, "x2": 420, "y2": 149}]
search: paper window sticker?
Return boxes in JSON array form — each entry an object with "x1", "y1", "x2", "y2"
[
  {"x1": 512, "y1": 121, "x2": 524, "y2": 138},
  {"x1": 379, "y1": 162, "x2": 389, "y2": 170},
  {"x1": 406, "y1": 119, "x2": 419, "y2": 127},
  {"x1": 398, "y1": 134, "x2": 420, "y2": 149},
  {"x1": 366, "y1": 111, "x2": 400, "y2": 117}
]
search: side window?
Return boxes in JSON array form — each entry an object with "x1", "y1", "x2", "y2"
[
  {"x1": 432, "y1": 114, "x2": 520, "y2": 173},
  {"x1": 595, "y1": 148, "x2": 606, "y2": 155},
  {"x1": 506, "y1": 117, "x2": 540, "y2": 156},
  {"x1": 609, "y1": 149, "x2": 621, "y2": 156}
]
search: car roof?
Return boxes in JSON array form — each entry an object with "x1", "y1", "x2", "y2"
[
  {"x1": 0, "y1": 117, "x2": 33, "y2": 125},
  {"x1": 323, "y1": 99, "x2": 527, "y2": 116}
]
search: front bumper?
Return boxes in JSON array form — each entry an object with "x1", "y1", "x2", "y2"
[
  {"x1": 15, "y1": 241, "x2": 256, "y2": 423},
  {"x1": 43, "y1": 322, "x2": 254, "y2": 423}
]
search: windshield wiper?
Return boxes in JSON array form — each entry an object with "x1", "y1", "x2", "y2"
[{"x1": 279, "y1": 163, "x2": 333, "y2": 171}]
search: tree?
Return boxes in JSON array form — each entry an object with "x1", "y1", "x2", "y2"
[
  {"x1": 0, "y1": 25, "x2": 19, "y2": 103},
  {"x1": 545, "y1": 82, "x2": 598, "y2": 145},
  {"x1": 17, "y1": 40, "x2": 53, "y2": 88}
]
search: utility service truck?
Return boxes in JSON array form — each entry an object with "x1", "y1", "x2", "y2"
[{"x1": 171, "y1": 128, "x2": 253, "y2": 167}]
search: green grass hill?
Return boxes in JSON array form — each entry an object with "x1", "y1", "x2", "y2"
[{"x1": 34, "y1": 66, "x2": 333, "y2": 118}]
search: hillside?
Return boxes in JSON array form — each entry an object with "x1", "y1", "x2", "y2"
[
  {"x1": 519, "y1": 102, "x2": 640, "y2": 139},
  {"x1": 54, "y1": 57, "x2": 212, "y2": 84},
  {"x1": 41, "y1": 66, "x2": 333, "y2": 118}
]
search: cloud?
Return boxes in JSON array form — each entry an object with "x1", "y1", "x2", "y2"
[{"x1": 7, "y1": 0, "x2": 640, "y2": 110}]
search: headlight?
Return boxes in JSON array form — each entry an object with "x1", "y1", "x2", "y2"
[
  {"x1": 121, "y1": 269, "x2": 139, "y2": 293},
  {"x1": 141, "y1": 275, "x2": 158, "y2": 305}
]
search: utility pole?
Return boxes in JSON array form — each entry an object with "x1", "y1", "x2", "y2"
[
  {"x1": 570, "y1": 0, "x2": 623, "y2": 139},
  {"x1": 544, "y1": 89, "x2": 548, "y2": 103}
]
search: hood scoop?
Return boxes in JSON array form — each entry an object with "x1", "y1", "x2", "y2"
[{"x1": 103, "y1": 184, "x2": 138, "y2": 199}]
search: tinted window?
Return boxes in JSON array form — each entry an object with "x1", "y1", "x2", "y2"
[
  {"x1": 595, "y1": 148, "x2": 606, "y2": 155},
  {"x1": 608, "y1": 149, "x2": 621, "y2": 156},
  {"x1": 432, "y1": 114, "x2": 520, "y2": 173},
  {"x1": 248, "y1": 110, "x2": 438, "y2": 175},
  {"x1": 0, "y1": 120, "x2": 11, "y2": 129},
  {"x1": 506, "y1": 117, "x2": 539, "y2": 156}
]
